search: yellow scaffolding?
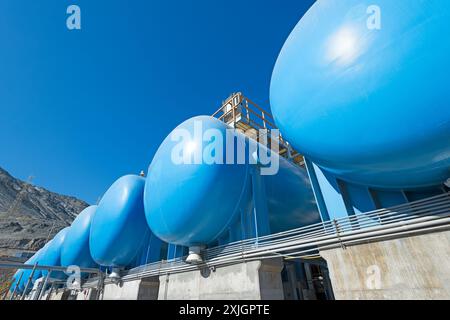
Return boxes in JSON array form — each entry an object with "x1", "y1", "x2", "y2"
[{"x1": 212, "y1": 92, "x2": 305, "y2": 166}]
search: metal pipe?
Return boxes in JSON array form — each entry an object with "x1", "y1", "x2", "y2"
[
  {"x1": 121, "y1": 217, "x2": 450, "y2": 281},
  {"x1": 212, "y1": 217, "x2": 450, "y2": 264},
  {"x1": 317, "y1": 224, "x2": 450, "y2": 252},
  {"x1": 0, "y1": 262, "x2": 101, "y2": 275},
  {"x1": 160, "y1": 214, "x2": 448, "y2": 268},
  {"x1": 277, "y1": 224, "x2": 450, "y2": 260},
  {"x1": 205, "y1": 193, "x2": 450, "y2": 251},
  {"x1": 9, "y1": 272, "x2": 23, "y2": 300},
  {"x1": 206, "y1": 215, "x2": 450, "y2": 264},
  {"x1": 21, "y1": 262, "x2": 37, "y2": 300},
  {"x1": 37, "y1": 270, "x2": 51, "y2": 300}
]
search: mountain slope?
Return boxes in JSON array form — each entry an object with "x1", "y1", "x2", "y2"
[{"x1": 0, "y1": 166, "x2": 89, "y2": 253}]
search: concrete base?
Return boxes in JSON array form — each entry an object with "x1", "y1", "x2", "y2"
[
  {"x1": 102, "y1": 277, "x2": 159, "y2": 300},
  {"x1": 158, "y1": 258, "x2": 284, "y2": 300},
  {"x1": 320, "y1": 229, "x2": 450, "y2": 300}
]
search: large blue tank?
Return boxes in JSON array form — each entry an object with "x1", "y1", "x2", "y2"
[
  {"x1": 144, "y1": 116, "x2": 320, "y2": 247},
  {"x1": 89, "y1": 175, "x2": 150, "y2": 267},
  {"x1": 270, "y1": 0, "x2": 450, "y2": 189},
  {"x1": 61, "y1": 205, "x2": 98, "y2": 269},
  {"x1": 40, "y1": 227, "x2": 70, "y2": 279}
]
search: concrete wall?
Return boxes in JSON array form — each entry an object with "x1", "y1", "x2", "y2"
[
  {"x1": 320, "y1": 229, "x2": 450, "y2": 300},
  {"x1": 102, "y1": 277, "x2": 159, "y2": 300},
  {"x1": 158, "y1": 258, "x2": 284, "y2": 300}
]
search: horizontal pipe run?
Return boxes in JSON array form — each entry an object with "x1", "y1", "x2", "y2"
[
  {"x1": 0, "y1": 262, "x2": 101, "y2": 275},
  {"x1": 121, "y1": 216, "x2": 450, "y2": 281}
]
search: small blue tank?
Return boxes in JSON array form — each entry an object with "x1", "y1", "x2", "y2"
[
  {"x1": 14, "y1": 248, "x2": 45, "y2": 294},
  {"x1": 61, "y1": 205, "x2": 98, "y2": 269},
  {"x1": 40, "y1": 227, "x2": 70, "y2": 279},
  {"x1": 144, "y1": 116, "x2": 320, "y2": 247},
  {"x1": 270, "y1": 0, "x2": 450, "y2": 189},
  {"x1": 89, "y1": 175, "x2": 150, "y2": 267}
]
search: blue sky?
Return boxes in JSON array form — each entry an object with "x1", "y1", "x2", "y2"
[{"x1": 0, "y1": 0, "x2": 314, "y2": 204}]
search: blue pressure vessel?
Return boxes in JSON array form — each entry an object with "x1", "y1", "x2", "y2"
[
  {"x1": 270, "y1": 0, "x2": 450, "y2": 189},
  {"x1": 40, "y1": 227, "x2": 70, "y2": 279},
  {"x1": 144, "y1": 116, "x2": 320, "y2": 247},
  {"x1": 89, "y1": 175, "x2": 150, "y2": 267},
  {"x1": 61, "y1": 205, "x2": 98, "y2": 269},
  {"x1": 15, "y1": 248, "x2": 46, "y2": 293}
]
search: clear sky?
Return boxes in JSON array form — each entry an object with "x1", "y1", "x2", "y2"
[{"x1": 0, "y1": 0, "x2": 315, "y2": 204}]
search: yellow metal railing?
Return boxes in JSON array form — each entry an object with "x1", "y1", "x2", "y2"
[{"x1": 212, "y1": 93, "x2": 305, "y2": 166}]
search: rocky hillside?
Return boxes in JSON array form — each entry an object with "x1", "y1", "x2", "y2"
[{"x1": 0, "y1": 166, "x2": 89, "y2": 254}]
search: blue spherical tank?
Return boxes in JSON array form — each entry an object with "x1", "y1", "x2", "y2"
[
  {"x1": 40, "y1": 227, "x2": 70, "y2": 279},
  {"x1": 89, "y1": 175, "x2": 150, "y2": 267},
  {"x1": 270, "y1": 0, "x2": 450, "y2": 189},
  {"x1": 144, "y1": 116, "x2": 320, "y2": 247},
  {"x1": 61, "y1": 205, "x2": 98, "y2": 269}
]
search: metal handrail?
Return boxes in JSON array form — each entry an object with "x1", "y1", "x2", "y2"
[
  {"x1": 212, "y1": 93, "x2": 304, "y2": 165},
  {"x1": 4, "y1": 193, "x2": 449, "y2": 292},
  {"x1": 1, "y1": 261, "x2": 104, "y2": 300},
  {"x1": 122, "y1": 192, "x2": 450, "y2": 281},
  {"x1": 0, "y1": 262, "x2": 102, "y2": 275}
]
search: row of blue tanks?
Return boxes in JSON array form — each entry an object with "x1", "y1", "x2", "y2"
[
  {"x1": 11, "y1": 116, "x2": 321, "y2": 294},
  {"x1": 11, "y1": 0, "x2": 450, "y2": 294}
]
